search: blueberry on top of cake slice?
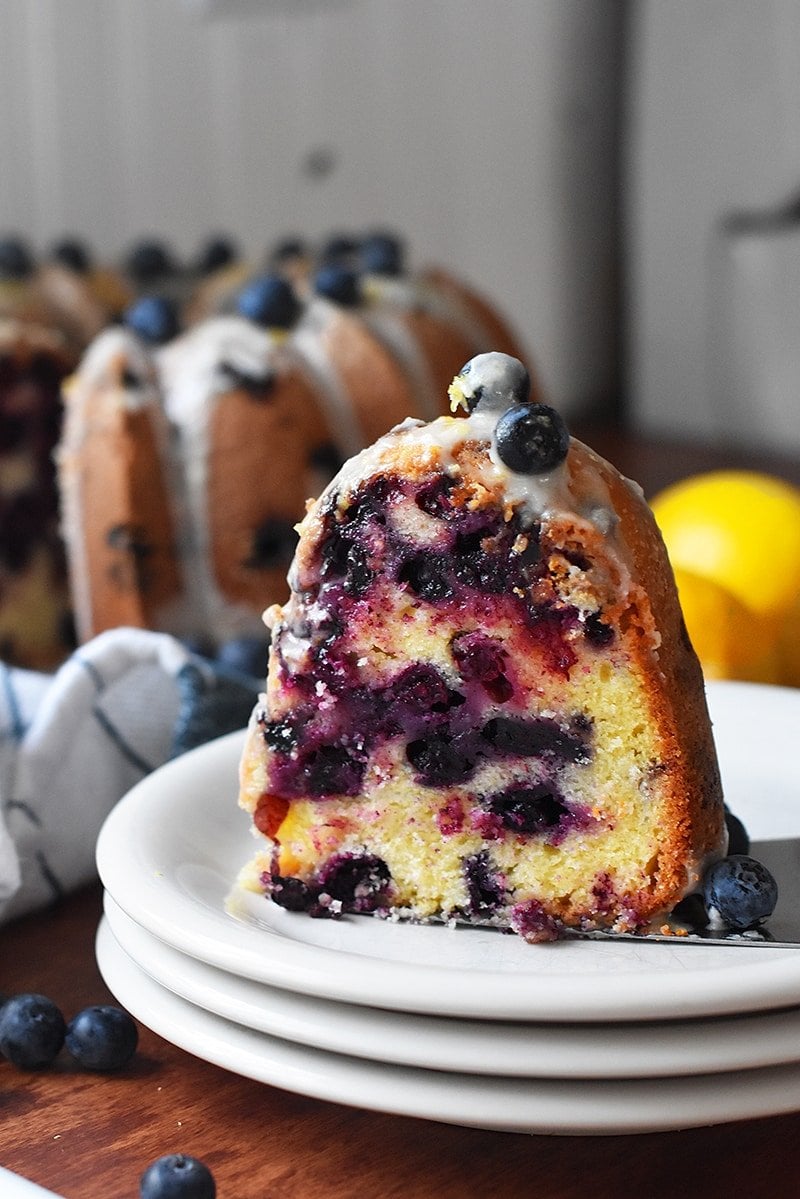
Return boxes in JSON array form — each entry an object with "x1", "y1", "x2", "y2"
[{"x1": 237, "y1": 352, "x2": 726, "y2": 941}]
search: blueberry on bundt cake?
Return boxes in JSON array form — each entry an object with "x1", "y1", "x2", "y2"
[{"x1": 237, "y1": 352, "x2": 726, "y2": 942}]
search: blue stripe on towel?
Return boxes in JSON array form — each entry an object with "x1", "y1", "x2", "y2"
[{"x1": 92, "y1": 706, "x2": 155, "y2": 775}]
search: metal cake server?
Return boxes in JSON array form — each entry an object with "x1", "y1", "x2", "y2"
[{"x1": 579, "y1": 838, "x2": 800, "y2": 947}]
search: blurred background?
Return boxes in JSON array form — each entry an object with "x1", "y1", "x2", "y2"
[{"x1": 1, "y1": 0, "x2": 800, "y2": 686}]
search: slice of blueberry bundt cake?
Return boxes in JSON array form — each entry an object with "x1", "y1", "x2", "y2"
[{"x1": 237, "y1": 352, "x2": 726, "y2": 942}]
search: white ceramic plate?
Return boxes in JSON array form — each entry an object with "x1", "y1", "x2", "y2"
[
  {"x1": 96, "y1": 680, "x2": 800, "y2": 1023},
  {"x1": 96, "y1": 916, "x2": 800, "y2": 1136},
  {"x1": 104, "y1": 891, "x2": 800, "y2": 1080}
]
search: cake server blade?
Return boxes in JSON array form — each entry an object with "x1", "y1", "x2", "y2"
[{"x1": 577, "y1": 838, "x2": 800, "y2": 948}]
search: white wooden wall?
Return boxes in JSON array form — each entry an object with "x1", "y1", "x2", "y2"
[{"x1": 0, "y1": 0, "x2": 625, "y2": 416}]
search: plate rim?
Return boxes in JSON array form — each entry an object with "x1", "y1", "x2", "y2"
[
  {"x1": 95, "y1": 916, "x2": 800, "y2": 1137},
  {"x1": 95, "y1": 679, "x2": 800, "y2": 1023},
  {"x1": 103, "y1": 892, "x2": 800, "y2": 1080}
]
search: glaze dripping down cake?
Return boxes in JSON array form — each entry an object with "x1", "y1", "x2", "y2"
[{"x1": 239, "y1": 351, "x2": 725, "y2": 941}]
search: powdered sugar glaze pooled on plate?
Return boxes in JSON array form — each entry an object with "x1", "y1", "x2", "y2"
[{"x1": 239, "y1": 352, "x2": 726, "y2": 943}]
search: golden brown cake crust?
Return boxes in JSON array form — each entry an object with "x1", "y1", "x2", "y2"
[
  {"x1": 207, "y1": 370, "x2": 336, "y2": 609},
  {"x1": 239, "y1": 389, "x2": 725, "y2": 937}
]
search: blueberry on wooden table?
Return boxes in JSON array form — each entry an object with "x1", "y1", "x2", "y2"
[
  {"x1": 65, "y1": 1004, "x2": 138, "y2": 1071},
  {"x1": 139, "y1": 1153, "x2": 216, "y2": 1199},
  {"x1": 0, "y1": 993, "x2": 66, "y2": 1069}
]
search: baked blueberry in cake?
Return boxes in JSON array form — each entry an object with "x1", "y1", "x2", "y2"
[{"x1": 238, "y1": 352, "x2": 726, "y2": 941}]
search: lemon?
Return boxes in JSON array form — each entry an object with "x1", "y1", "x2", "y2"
[
  {"x1": 671, "y1": 568, "x2": 779, "y2": 684},
  {"x1": 650, "y1": 471, "x2": 800, "y2": 620}
]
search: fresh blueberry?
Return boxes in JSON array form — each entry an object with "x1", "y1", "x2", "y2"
[
  {"x1": 125, "y1": 239, "x2": 177, "y2": 284},
  {"x1": 0, "y1": 237, "x2": 34, "y2": 279},
  {"x1": 124, "y1": 295, "x2": 181, "y2": 345},
  {"x1": 0, "y1": 993, "x2": 66, "y2": 1069},
  {"x1": 702, "y1": 854, "x2": 778, "y2": 932},
  {"x1": 361, "y1": 231, "x2": 404, "y2": 276},
  {"x1": 313, "y1": 265, "x2": 361, "y2": 308},
  {"x1": 194, "y1": 235, "x2": 236, "y2": 275},
  {"x1": 50, "y1": 237, "x2": 91, "y2": 273},
  {"x1": 724, "y1": 806, "x2": 750, "y2": 855},
  {"x1": 139, "y1": 1153, "x2": 216, "y2": 1199},
  {"x1": 216, "y1": 637, "x2": 268, "y2": 680},
  {"x1": 494, "y1": 402, "x2": 570, "y2": 474},
  {"x1": 65, "y1": 1004, "x2": 138, "y2": 1071},
  {"x1": 452, "y1": 352, "x2": 531, "y2": 415},
  {"x1": 236, "y1": 273, "x2": 302, "y2": 329}
]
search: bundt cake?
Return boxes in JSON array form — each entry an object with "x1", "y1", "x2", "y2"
[
  {"x1": 56, "y1": 242, "x2": 529, "y2": 657},
  {"x1": 236, "y1": 352, "x2": 726, "y2": 942},
  {"x1": 0, "y1": 318, "x2": 77, "y2": 669}
]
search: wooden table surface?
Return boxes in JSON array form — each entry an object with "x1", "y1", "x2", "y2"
[{"x1": 2, "y1": 426, "x2": 800, "y2": 1199}]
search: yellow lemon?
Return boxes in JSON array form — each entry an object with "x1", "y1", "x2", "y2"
[
  {"x1": 651, "y1": 471, "x2": 800, "y2": 621},
  {"x1": 671, "y1": 567, "x2": 779, "y2": 684}
]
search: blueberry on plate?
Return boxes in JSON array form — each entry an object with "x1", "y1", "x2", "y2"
[
  {"x1": 124, "y1": 295, "x2": 181, "y2": 346},
  {"x1": 494, "y1": 402, "x2": 570, "y2": 475},
  {"x1": 0, "y1": 992, "x2": 66, "y2": 1069},
  {"x1": 702, "y1": 854, "x2": 778, "y2": 932},
  {"x1": 139, "y1": 1153, "x2": 216, "y2": 1199},
  {"x1": 65, "y1": 1004, "x2": 138, "y2": 1071}
]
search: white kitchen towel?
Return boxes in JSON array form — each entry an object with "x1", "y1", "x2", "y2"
[{"x1": 0, "y1": 627, "x2": 259, "y2": 925}]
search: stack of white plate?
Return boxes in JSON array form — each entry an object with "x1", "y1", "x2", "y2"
[{"x1": 95, "y1": 680, "x2": 800, "y2": 1136}]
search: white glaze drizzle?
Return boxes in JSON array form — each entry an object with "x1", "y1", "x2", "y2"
[
  {"x1": 156, "y1": 315, "x2": 285, "y2": 641},
  {"x1": 289, "y1": 299, "x2": 365, "y2": 458}
]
